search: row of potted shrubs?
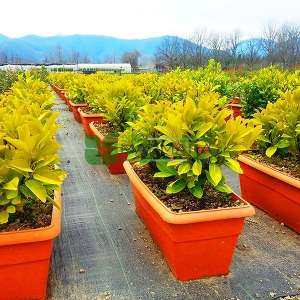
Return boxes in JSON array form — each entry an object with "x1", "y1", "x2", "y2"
[
  {"x1": 0, "y1": 74, "x2": 66, "y2": 300},
  {"x1": 49, "y1": 60, "x2": 300, "y2": 117},
  {"x1": 51, "y1": 69, "x2": 299, "y2": 281}
]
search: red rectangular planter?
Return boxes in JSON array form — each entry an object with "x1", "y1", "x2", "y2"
[
  {"x1": 229, "y1": 103, "x2": 242, "y2": 118},
  {"x1": 0, "y1": 192, "x2": 61, "y2": 300},
  {"x1": 90, "y1": 122, "x2": 127, "y2": 174},
  {"x1": 52, "y1": 86, "x2": 71, "y2": 109},
  {"x1": 78, "y1": 108, "x2": 105, "y2": 136},
  {"x1": 68, "y1": 100, "x2": 88, "y2": 123},
  {"x1": 124, "y1": 161, "x2": 255, "y2": 281},
  {"x1": 239, "y1": 155, "x2": 300, "y2": 233}
]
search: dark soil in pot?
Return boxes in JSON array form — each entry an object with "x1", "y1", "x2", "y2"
[
  {"x1": 133, "y1": 163, "x2": 243, "y2": 213},
  {"x1": 0, "y1": 202, "x2": 53, "y2": 232},
  {"x1": 94, "y1": 122, "x2": 116, "y2": 137},
  {"x1": 247, "y1": 152, "x2": 300, "y2": 180},
  {"x1": 82, "y1": 107, "x2": 100, "y2": 114}
]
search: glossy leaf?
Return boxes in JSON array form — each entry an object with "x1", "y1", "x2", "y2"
[
  {"x1": 25, "y1": 179, "x2": 47, "y2": 202},
  {"x1": 209, "y1": 163, "x2": 222, "y2": 186}
]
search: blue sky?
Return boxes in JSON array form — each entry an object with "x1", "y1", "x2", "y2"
[{"x1": 1, "y1": 0, "x2": 299, "y2": 39}]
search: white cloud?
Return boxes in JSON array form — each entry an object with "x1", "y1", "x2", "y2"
[{"x1": 1, "y1": 0, "x2": 299, "y2": 39}]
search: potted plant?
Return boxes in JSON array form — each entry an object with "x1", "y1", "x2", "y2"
[
  {"x1": 78, "y1": 108, "x2": 106, "y2": 136},
  {"x1": 228, "y1": 97, "x2": 242, "y2": 118},
  {"x1": 0, "y1": 191, "x2": 62, "y2": 300},
  {"x1": 53, "y1": 86, "x2": 70, "y2": 107},
  {"x1": 66, "y1": 87, "x2": 88, "y2": 123},
  {"x1": 69, "y1": 100, "x2": 88, "y2": 122},
  {"x1": 89, "y1": 79, "x2": 149, "y2": 174},
  {"x1": 0, "y1": 76, "x2": 66, "y2": 300},
  {"x1": 117, "y1": 95, "x2": 261, "y2": 280},
  {"x1": 239, "y1": 88, "x2": 300, "y2": 232},
  {"x1": 90, "y1": 122, "x2": 127, "y2": 174},
  {"x1": 239, "y1": 66, "x2": 299, "y2": 118}
]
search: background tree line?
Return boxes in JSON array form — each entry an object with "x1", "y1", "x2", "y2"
[
  {"x1": 155, "y1": 24, "x2": 300, "y2": 71},
  {"x1": 0, "y1": 45, "x2": 91, "y2": 65}
]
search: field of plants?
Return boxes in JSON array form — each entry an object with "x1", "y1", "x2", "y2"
[{"x1": 0, "y1": 62, "x2": 300, "y2": 300}]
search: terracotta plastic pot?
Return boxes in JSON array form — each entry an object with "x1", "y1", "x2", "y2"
[
  {"x1": 68, "y1": 100, "x2": 88, "y2": 123},
  {"x1": 52, "y1": 85, "x2": 63, "y2": 98},
  {"x1": 90, "y1": 122, "x2": 127, "y2": 174},
  {"x1": 0, "y1": 191, "x2": 62, "y2": 300},
  {"x1": 229, "y1": 103, "x2": 242, "y2": 118},
  {"x1": 230, "y1": 97, "x2": 241, "y2": 105},
  {"x1": 78, "y1": 109, "x2": 106, "y2": 137},
  {"x1": 228, "y1": 98, "x2": 242, "y2": 118},
  {"x1": 51, "y1": 85, "x2": 69, "y2": 107},
  {"x1": 123, "y1": 161, "x2": 255, "y2": 280},
  {"x1": 239, "y1": 155, "x2": 300, "y2": 233},
  {"x1": 63, "y1": 93, "x2": 72, "y2": 111}
]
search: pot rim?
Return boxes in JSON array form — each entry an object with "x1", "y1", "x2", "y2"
[
  {"x1": 238, "y1": 154, "x2": 300, "y2": 189},
  {"x1": 78, "y1": 107, "x2": 102, "y2": 118},
  {"x1": 90, "y1": 122, "x2": 104, "y2": 142},
  {"x1": 123, "y1": 161, "x2": 255, "y2": 224},
  {"x1": 68, "y1": 100, "x2": 88, "y2": 107},
  {"x1": 229, "y1": 103, "x2": 242, "y2": 108},
  {"x1": 89, "y1": 122, "x2": 116, "y2": 143},
  {"x1": 0, "y1": 191, "x2": 62, "y2": 246}
]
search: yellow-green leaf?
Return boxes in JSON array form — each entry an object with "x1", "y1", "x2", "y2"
[
  {"x1": 167, "y1": 159, "x2": 186, "y2": 167},
  {"x1": 12, "y1": 196, "x2": 21, "y2": 205},
  {"x1": 3, "y1": 137, "x2": 29, "y2": 153},
  {"x1": 195, "y1": 122, "x2": 213, "y2": 138},
  {"x1": 0, "y1": 210, "x2": 9, "y2": 224},
  {"x1": 215, "y1": 183, "x2": 232, "y2": 193},
  {"x1": 3, "y1": 177, "x2": 19, "y2": 191},
  {"x1": 153, "y1": 171, "x2": 175, "y2": 178},
  {"x1": 266, "y1": 146, "x2": 277, "y2": 157},
  {"x1": 6, "y1": 190, "x2": 18, "y2": 199},
  {"x1": 33, "y1": 167, "x2": 63, "y2": 185},
  {"x1": 190, "y1": 185, "x2": 203, "y2": 198},
  {"x1": 178, "y1": 162, "x2": 191, "y2": 175},
  {"x1": 25, "y1": 179, "x2": 47, "y2": 202},
  {"x1": 6, "y1": 205, "x2": 16, "y2": 214},
  {"x1": 166, "y1": 179, "x2": 186, "y2": 194},
  {"x1": 9, "y1": 159, "x2": 33, "y2": 172},
  {"x1": 192, "y1": 160, "x2": 202, "y2": 176},
  {"x1": 225, "y1": 158, "x2": 243, "y2": 174},
  {"x1": 209, "y1": 163, "x2": 222, "y2": 186}
]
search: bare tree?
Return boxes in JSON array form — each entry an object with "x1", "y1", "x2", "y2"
[
  {"x1": 54, "y1": 45, "x2": 64, "y2": 64},
  {"x1": 42, "y1": 56, "x2": 50, "y2": 64},
  {"x1": 103, "y1": 55, "x2": 117, "y2": 63},
  {"x1": 0, "y1": 51, "x2": 8, "y2": 64},
  {"x1": 154, "y1": 23, "x2": 300, "y2": 71},
  {"x1": 121, "y1": 50, "x2": 140, "y2": 71},
  {"x1": 242, "y1": 39, "x2": 262, "y2": 70},
  {"x1": 262, "y1": 24, "x2": 278, "y2": 65},
  {"x1": 276, "y1": 24, "x2": 300, "y2": 68},
  {"x1": 82, "y1": 54, "x2": 91, "y2": 63},
  {"x1": 190, "y1": 29, "x2": 208, "y2": 67},
  {"x1": 207, "y1": 32, "x2": 226, "y2": 63},
  {"x1": 71, "y1": 50, "x2": 81, "y2": 64},
  {"x1": 154, "y1": 37, "x2": 182, "y2": 70},
  {"x1": 225, "y1": 30, "x2": 242, "y2": 69}
]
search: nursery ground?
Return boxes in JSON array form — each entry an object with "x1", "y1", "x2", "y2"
[{"x1": 47, "y1": 95, "x2": 300, "y2": 300}]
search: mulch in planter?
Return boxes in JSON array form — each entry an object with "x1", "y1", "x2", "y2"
[
  {"x1": 133, "y1": 164, "x2": 243, "y2": 213},
  {"x1": 94, "y1": 122, "x2": 117, "y2": 137},
  {"x1": 0, "y1": 202, "x2": 53, "y2": 232},
  {"x1": 247, "y1": 152, "x2": 300, "y2": 180},
  {"x1": 81, "y1": 107, "x2": 101, "y2": 115}
]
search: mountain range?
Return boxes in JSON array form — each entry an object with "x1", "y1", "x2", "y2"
[
  {"x1": 0, "y1": 34, "x2": 175, "y2": 64},
  {"x1": 0, "y1": 34, "x2": 263, "y2": 64}
]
